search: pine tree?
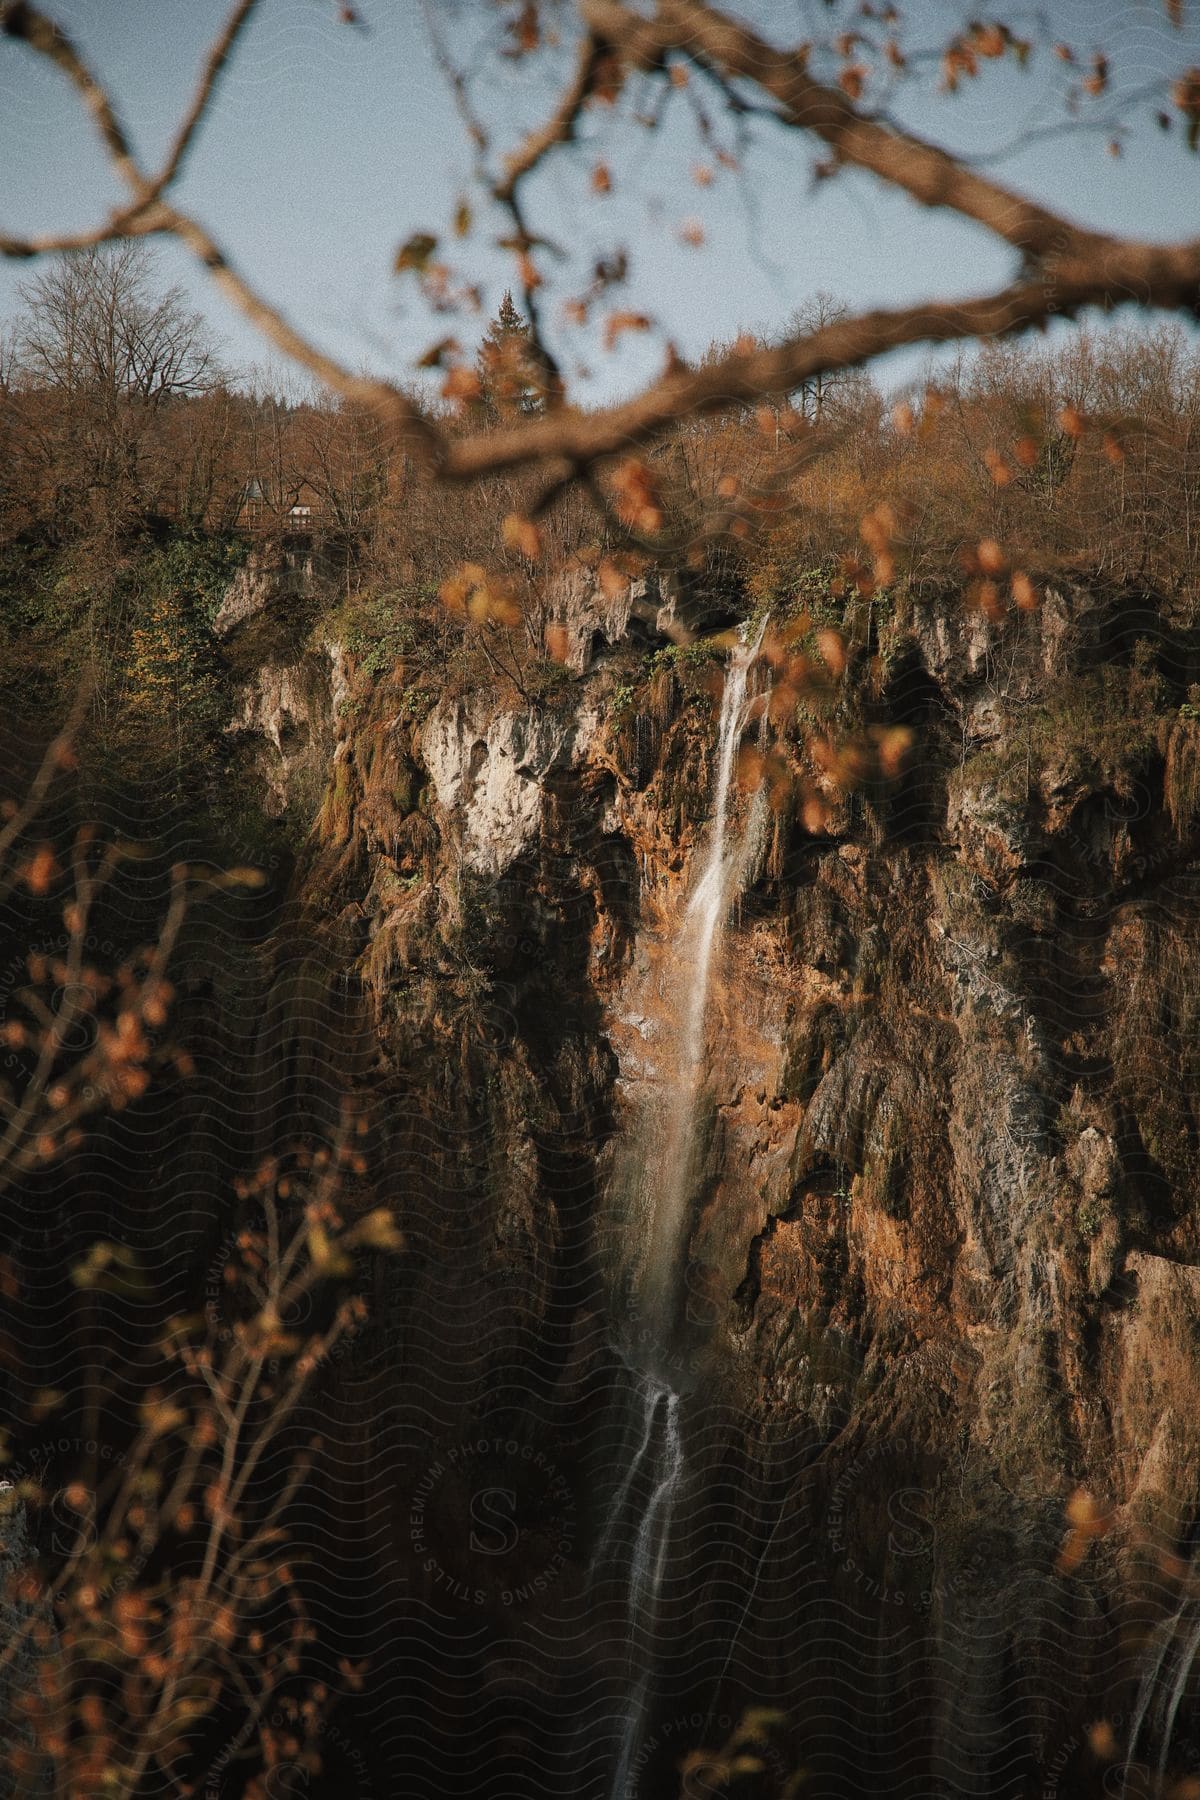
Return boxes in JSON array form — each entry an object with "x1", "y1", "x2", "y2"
[{"x1": 476, "y1": 291, "x2": 543, "y2": 420}]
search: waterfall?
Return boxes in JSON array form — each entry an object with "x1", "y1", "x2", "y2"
[
  {"x1": 599, "y1": 619, "x2": 769, "y2": 1799},
  {"x1": 631, "y1": 617, "x2": 769, "y2": 1365}
]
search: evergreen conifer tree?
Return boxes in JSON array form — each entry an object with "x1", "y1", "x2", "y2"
[{"x1": 476, "y1": 291, "x2": 543, "y2": 420}]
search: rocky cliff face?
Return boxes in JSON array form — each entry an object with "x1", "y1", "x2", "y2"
[{"x1": 225, "y1": 562, "x2": 1200, "y2": 1798}]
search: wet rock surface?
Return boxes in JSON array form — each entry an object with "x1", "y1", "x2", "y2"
[{"x1": 225, "y1": 571, "x2": 1200, "y2": 1797}]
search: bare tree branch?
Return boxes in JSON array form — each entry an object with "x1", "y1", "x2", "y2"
[
  {"x1": 579, "y1": 0, "x2": 1117, "y2": 268},
  {"x1": 0, "y1": 0, "x2": 257, "y2": 258},
  {"x1": 155, "y1": 0, "x2": 259, "y2": 194},
  {"x1": 0, "y1": 687, "x2": 85, "y2": 888},
  {"x1": 419, "y1": 0, "x2": 491, "y2": 158},
  {"x1": 439, "y1": 251, "x2": 1200, "y2": 480},
  {"x1": 0, "y1": 209, "x2": 164, "y2": 260},
  {"x1": 494, "y1": 31, "x2": 607, "y2": 204},
  {"x1": 2, "y1": 0, "x2": 141, "y2": 189},
  {"x1": 155, "y1": 199, "x2": 445, "y2": 462},
  {"x1": 433, "y1": 30, "x2": 615, "y2": 414}
]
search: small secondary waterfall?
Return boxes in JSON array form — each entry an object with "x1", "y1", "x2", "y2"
[
  {"x1": 597, "y1": 1376, "x2": 684, "y2": 1800},
  {"x1": 1125, "y1": 1595, "x2": 1200, "y2": 1795},
  {"x1": 598, "y1": 620, "x2": 769, "y2": 1799}
]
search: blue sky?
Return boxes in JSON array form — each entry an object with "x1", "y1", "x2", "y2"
[{"x1": 1, "y1": 0, "x2": 1197, "y2": 404}]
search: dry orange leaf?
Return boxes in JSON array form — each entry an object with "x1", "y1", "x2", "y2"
[
  {"x1": 876, "y1": 726, "x2": 913, "y2": 779},
  {"x1": 1065, "y1": 1487, "x2": 1111, "y2": 1531},
  {"x1": 597, "y1": 557, "x2": 628, "y2": 601},
  {"x1": 610, "y1": 459, "x2": 663, "y2": 532},
  {"x1": 545, "y1": 623, "x2": 571, "y2": 664},
  {"x1": 1055, "y1": 1529, "x2": 1089, "y2": 1574},
  {"x1": 918, "y1": 390, "x2": 946, "y2": 439},
  {"x1": 1173, "y1": 69, "x2": 1200, "y2": 127},
  {"x1": 394, "y1": 231, "x2": 438, "y2": 275},
  {"x1": 592, "y1": 46, "x2": 623, "y2": 105},
  {"x1": 983, "y1": 447, "x2": 1012, "y2": 486},
  {"x1": 972, "y1": 22, "x2": 1006, "y2": 57},
  {"x1": 441, "y1": 365, "x2": 482, "y2": 405},
  {"x1": 738, "y1": 743, "x2": 765, "y2": 791},
  {"x1": 1055, "y1": 1488, "x2": 1115, "y2": 1572},
  {"x1": 1011, "y1": 571, "x2": 1039, "y2": 611},
  {"x1": 860, "y1": 503, "x2": 898, "y2": 554},
  {"x1": 975, "y1": 579, "x2": 1004, "y2": 620},
  {"x1": 23, "y1": 846, "x2": 59, "y2": 896},
  {"x1": 603, "y1": 310, "x2": 652, "y2": 351},
  {"x1": 417, "y1": 335, "x2": 460, "y2": 369},
  {"x1": 841, "y1": 553, "x2": 876, "y2": 599},
  {"x1": 1083, "y1": 54, "x2": 1109, "y2": 97},
  {"x1": 502, "y1": 512, "x2": 542, "y2": 560},
  {"x1": 1086, "y1": 1721, "x2": 1118, "y2": 1761},
  {"x1": 816, "y1": 629, "x2": 847, "y2": 677},
  {"x1": 438, "y1": 562, "x2": 523, "y2": 626},
  {"x1": 517, "y1": 251, "x2": 543, "y2": 292}
]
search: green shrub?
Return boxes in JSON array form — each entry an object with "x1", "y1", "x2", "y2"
[
  {"x1": 324, "y1": 588, "x2": 430, "y2": 679},
  {"x1": 520, "y1": 657, "x2": 574, "y2": 706}
]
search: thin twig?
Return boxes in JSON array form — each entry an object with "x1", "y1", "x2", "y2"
[
  {"x1": 155, "y1": 0, "x2": 259, "y2": 193},
  {"x1": 494, "y1": 31, "x2": 606, "y2": 204}
]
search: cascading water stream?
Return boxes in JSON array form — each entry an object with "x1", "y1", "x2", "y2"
[
  {"x1": 633, "y1": 617, "x2": 769, "y2": 1353},
  {"x1": 1157, "y1": 1606, "x2": 1200, "y2": 1788},
  {"x1": 597, "y1": 620, "x2": 769, "y2": 1800},
  {"x1": 1124, "y1": 1593, "x2": 1200, "y2": 1796},
  {"x1": 600, "y1": 1378, "x2": 684, "y2": 1800}
]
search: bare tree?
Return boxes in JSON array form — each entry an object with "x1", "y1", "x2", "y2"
[
  {"x1": 10, "y1": 243, "x2": 219, "y2": 529},
  {"x1": 16, "y1": 243, "x2": 216, "y2": 405},
  {"x1": 775, "y1": 295, "x2": 873, "y2": 429}
]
